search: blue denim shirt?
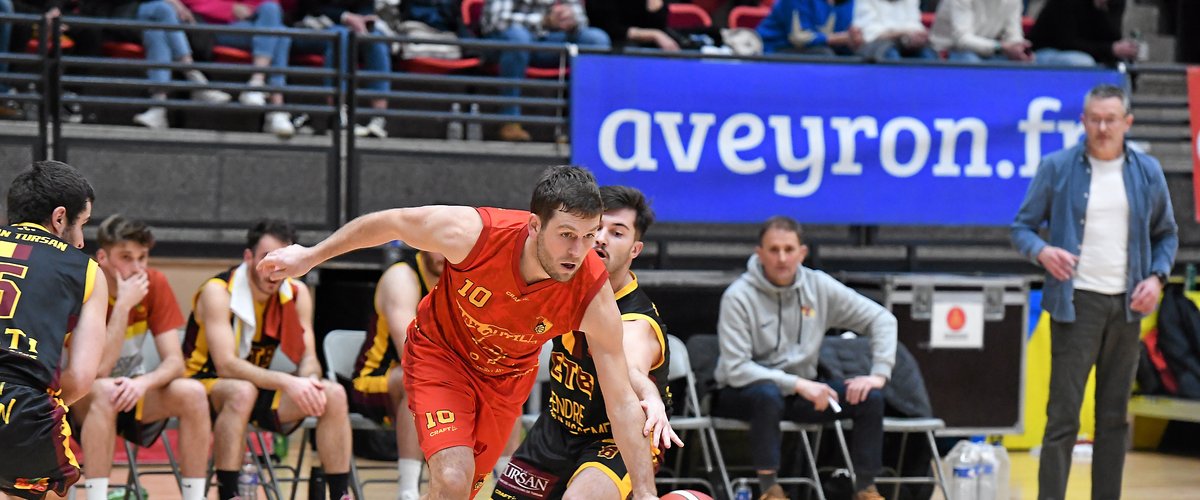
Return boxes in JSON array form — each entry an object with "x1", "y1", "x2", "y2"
[{"x1": 1011, "y1": 142, "x2": 1178, "y2": 322}]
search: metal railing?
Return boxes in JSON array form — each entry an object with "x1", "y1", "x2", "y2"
[{"x1": 0, "y1": 15, "x2": 1192, "y2": 254}]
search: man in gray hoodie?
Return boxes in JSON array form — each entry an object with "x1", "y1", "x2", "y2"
[{"x1": 714, "y1": 216, "x2": 897, "y2": 500}]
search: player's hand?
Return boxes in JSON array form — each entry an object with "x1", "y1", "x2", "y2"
[
  {"x1": 283, "y1": 375, "x2": 327, "y2": 416},
  {"x1": 640, "y1": 399, "x2": 683, "y2": 450},
  {"x1": 845, "y1": 375, "x2": 885, "y2": 405},
  {"x1": 111, "y1": 377, "x2": 148, "y2": 413},
  {"x1": 258, "y1": 244, "x2": 317, "y2": 282},
  {"x1": 114, "y1": 271, "x2": 150, "y2": 311},
  {"x1": 1130, "y1": 276, "x2": 1164, "y2": 314},
  {"x1": 795, "y1": 379, "x2": 837, "y2": 411},
  {"x1": 1037, "y1": 246, "x2": 1078, "y2": 282}
]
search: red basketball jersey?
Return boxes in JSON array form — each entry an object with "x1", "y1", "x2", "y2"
[{"x1": 413, "y1": 207, "x2": 609, "y2": 377}]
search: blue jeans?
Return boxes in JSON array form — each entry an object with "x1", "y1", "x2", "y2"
[
  {"x1": 486, "y1": 25, "x2": 610, "y2": 116},
  {"x1": 212, "y1": 1, "x2": 290, "y2": 86},
  {"x1": 0, "y1": 0, "x2": 13, "y2": 92},
  {"x1": 947, "y1": 50, "x2": 1008, "y2": 63},
  {"x1": 138, "y1": 0, "x2": 192, "y2": 84},
  {"x1": 1034, "y1": 47, "x2": 1096, "y2": 66},
  {"x1": 291, "y1": 25, "x2": 391, "y2": 92},
  {"x1": 713, "y1": 380, "x2": 884, "y2": 491}
]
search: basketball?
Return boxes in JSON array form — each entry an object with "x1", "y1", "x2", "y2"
[{"x1": 660, "y1": 490, "x2": 714, "y2": 500}]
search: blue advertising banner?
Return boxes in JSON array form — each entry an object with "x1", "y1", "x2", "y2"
[{"x1": 570, "y1": 55, "x2": 1124, "y2": 225}]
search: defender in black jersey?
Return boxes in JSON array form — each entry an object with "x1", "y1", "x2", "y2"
[
  {"x1": 494, "y1": 186, "x2": 682, "y2": 500},
  {"x1": 0, "y1": 161, "x2": 108, "y2": 499}
]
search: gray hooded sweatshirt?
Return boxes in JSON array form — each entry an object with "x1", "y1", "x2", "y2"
[{"x1": 714, "y1": 254, "x2": 898, "y2": 395}]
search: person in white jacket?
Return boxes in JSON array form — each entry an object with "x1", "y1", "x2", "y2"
[
  {"x1": 928, "y1": 0, "x2": 1033, "y2": 62},
  {"x1": 853, "y1": 0, "x2": 937, "y2": 60},
  {"x1": 713, "y1": 216, "x2": 897, "y2": 500}
]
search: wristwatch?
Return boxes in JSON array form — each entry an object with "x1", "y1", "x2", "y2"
[{"x1": 1152, "y1": 271, "x2": 1168, "y2": 285}]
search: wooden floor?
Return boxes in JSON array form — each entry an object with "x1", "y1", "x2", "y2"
[{"x1": 39, "y1": 445, "x2": 1200, "y2": 499}]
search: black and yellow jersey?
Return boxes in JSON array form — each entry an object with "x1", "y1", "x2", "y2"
[
  {"x1": 546, "y1": 272, "x2": 671, "y2": 435},
  {"x1": 0, "y1": 223, "x2": 98, "y2": 389},
  {"x1": 352, "y1": 251, "x2": 436, "y2": 393},
  {"x1": 182, "y1": 266, "x2": 300, "y2": 378}
]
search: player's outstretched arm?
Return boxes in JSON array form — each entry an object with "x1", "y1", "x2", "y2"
[
  {"x1": 583, "y1": 286, "x2": 657, "y2": 500},
  {"x1": 259, "y1": 206, "x2": 482, "y2": 280},
  {"x1": 61, "y1": 266, "x2": 109, "y2": 405},
  {"x1": 623, "y1": 318, "x2": 683, "y2": 450}
]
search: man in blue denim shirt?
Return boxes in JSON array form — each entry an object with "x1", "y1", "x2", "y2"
[{"x1": 1011, "y1": 83, "x2": 1177, "y2": 500}]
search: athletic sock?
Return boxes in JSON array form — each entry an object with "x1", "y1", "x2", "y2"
[
  {"x1": 84, "y1": 478, "x2": 109, "y2": 500},
  {"x1": 398, "y1": 458, "x2": 422, "y2": 495},
  {"x1": 758, "y1": 471, "x2": 779, "y2": 492},
  {"x1": 215, "y1": 469, "x2": 240, "y2": 500},
  {"x1": 181, "y1": 477, "x2": 206, "y2": 500},
  {"x1": 326, "y1": 472, "x2": 350, "y2": 499}
]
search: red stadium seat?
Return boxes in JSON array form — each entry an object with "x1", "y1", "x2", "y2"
[
  {"x1": 102, "y1": 41, "x2": 145, "y2": 59},
  {"x1": 291, "y1": 53, "x2": 325, "y2": 66},
  {"x1": 463, "y1": 0, "x2": 484, "y2": 37},
  {"x1": 398, "y1": 56, "x2": 482, "y2": 74},
  {"x1": 25, "y1": 35, "x2": 74, "y2": 53},
  {"x1": 668, "y1": 3, "x2": 713, "y2": 30},
  {"x1": 1022, "y1": 16, "x2": 1034, "y2": 35},
  {"x1": 212, "y1": 45, "x2": 253, "y2": 63},
  {"x1": 728, "y1": 5, "x2": 770, "y2": 29}
]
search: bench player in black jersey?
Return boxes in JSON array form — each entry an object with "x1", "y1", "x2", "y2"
[
  {"x1": 0, "y1": 161, "x2": 109, "y2": 499},
  {"x1": 493, "y1": 185, "x2": 682, "y2": 500}
]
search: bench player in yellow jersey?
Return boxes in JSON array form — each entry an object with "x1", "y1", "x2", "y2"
[
  {"x1": 182, "y1": 220, "x2": 353, "y2": 500},
  {"x1": 0, "y1": 161, "x2": 108, "y2": 499}
]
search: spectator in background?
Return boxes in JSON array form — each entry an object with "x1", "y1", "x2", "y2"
[
  {"x1": 1027, "y1": 0, "x2": 1139, "y2": 66},
  {"x1": 296, "y1": 0, "x2": 392, "y2": 138},
  {"x1": 714, "y1": 216, "x2": 895, "y2": 500},
  {"x1": 758, "y1": 0, "x2": 862, "y2": 56},
  {"x1": 82, "y1": 0, "x2": 233, "y2": 129},
  {"x1": 181, "y1": 0, "x2": 296, "y2": 136},
  {"x1": 929, "y1": 0, "x2": 1033, "y2": 63},
  {"x1": 482, "y1": 0, "x2": 610, "y2": 142},
  {"x1": 853, "y1": 0, "x2": 936, "y2": 60},
  {"x1": 0, "y1": 0, "x2": 13, "y2": 95},
  {"x1": 586, "y1": 0, "x2": 679, "y2": 52}
]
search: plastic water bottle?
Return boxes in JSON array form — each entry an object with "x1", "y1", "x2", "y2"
[
  {"x1": 734, "y1": 478, "x2": 753, "y2": 500},
  {"x1": 446, "y1": 102, "x2": 464, "y2": 140},
  {"x1": 951, "y1": 442, "x2": 979, "y2": 500},
  {"x1": 466, "y1": 103, "x2": 483, "y2": 141},
  {"x1": 976, "y1": 439, "x2": 997, "y2": 500},
  {"x1": 238, "y1": 451, "x2": 260, "y2": 500},
  {"x1": 993, "y1": 443, "x2": 1011, "y2": 500}
]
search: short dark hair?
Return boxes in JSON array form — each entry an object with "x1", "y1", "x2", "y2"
[
  {"x1": 7, "y1": 160, "x2": 95, "y2": 227},
  {"x1": 529, "y1": 165, "x2": 603, "y2": 225},
  {"x1": 97, "y1": 214, "x2": 154, "y2": 249},
  {"x1": 758, "y1": 215, "x2": 803, "y2": 245},
  {"x1": 247, "y1": 219, "x2": 296, "y2": 251},
  {"x1": 599, "y1": 185, "x2": 655, "y2": 239},
  {"x1": 1085, "y1": 84, "x2": 1130, "y2": 114}
]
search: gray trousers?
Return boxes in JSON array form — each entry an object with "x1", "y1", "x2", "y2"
[{"x1": 1039, "y1": 290, "x2": 1141, "y2": 500}]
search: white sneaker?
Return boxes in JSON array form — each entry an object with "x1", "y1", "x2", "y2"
[
  {"x1": 353, "y1": 117, "x2": 388, "y2": 138},
  {"x1": 239, "y1": 81, "x2": 267, "y2": 106},
  {"x1": 193, "y1": 88, "x2": 232, "y2": 104},
  {"x1": 133, "y1": 106, "x2": 168, "y2": 129},
  {"x1": 263, "y1": 111, "x2": 295, "y2": 138}
]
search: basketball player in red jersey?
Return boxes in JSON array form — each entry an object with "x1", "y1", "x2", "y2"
[{"x1": 259, "y1": 166, "x2": 664, "y2": 500}]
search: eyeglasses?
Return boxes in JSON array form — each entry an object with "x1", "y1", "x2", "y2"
[{"x1": 1083, "y1": 115, "x2": 1127, "y2": 128}]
